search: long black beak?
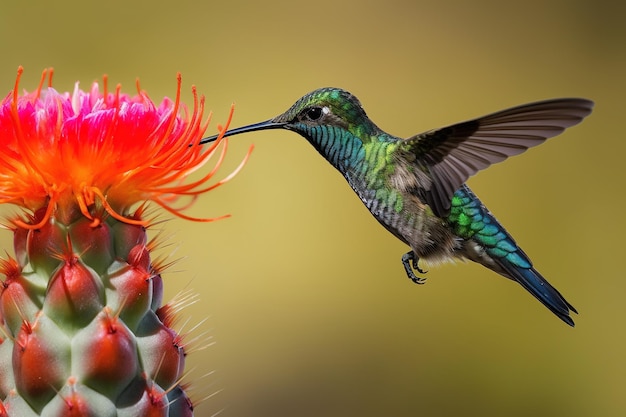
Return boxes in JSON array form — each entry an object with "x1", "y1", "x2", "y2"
[{"x1": 199, "y1": 119, "x2": 286, "y2": 144}]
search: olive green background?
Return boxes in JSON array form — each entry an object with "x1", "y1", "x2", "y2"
[{"x1": 1, "y1": 1, "x2": 623, "y2": 416}]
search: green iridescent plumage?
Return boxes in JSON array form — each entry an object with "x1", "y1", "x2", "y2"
[{"x1": 200, "y1": 88, "x2": 593, "y2": 326}]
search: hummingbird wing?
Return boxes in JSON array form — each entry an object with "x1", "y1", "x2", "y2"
[{"x1": 404, "y1": 98, "x2": 593, "y2": 217}]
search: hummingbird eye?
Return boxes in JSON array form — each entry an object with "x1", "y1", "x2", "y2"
[
  {"x1": 302, "y1": 106, "x2": 330, "y2": 122},
  {"x1": 305, "y1": 107, "x2": 323, "y2": 121}
]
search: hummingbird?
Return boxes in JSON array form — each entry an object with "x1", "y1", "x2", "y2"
[{"x1": 201, "y1": 88, "x2": 593, "y2": 326}]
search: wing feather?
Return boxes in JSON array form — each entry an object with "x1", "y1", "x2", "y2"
[{"x1": 405, "y1": 98, "x2": 594, "y2": 217}]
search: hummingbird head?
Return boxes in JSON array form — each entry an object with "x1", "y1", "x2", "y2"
[
  {"x1": 272, "y1": 87, "x2": 373, "y2": 132},
  {"x1": 199, "y1": 88, "x2": 381, "y2": 144}
]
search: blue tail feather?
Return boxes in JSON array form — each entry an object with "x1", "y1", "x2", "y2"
[
  {"x1": 450, "y1": 185, "x2": 577, "y2": 326},
  {"x1": 494, "y1": 260, "x2": 577, "y2": 327}
]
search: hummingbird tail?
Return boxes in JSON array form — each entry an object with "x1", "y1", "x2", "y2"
[
  {"x1": 452, "y1": 185, "x2": 577, "y2": 326},
  {"x1": 494, "y1": 260, "x2": 577, "y2": 327}
]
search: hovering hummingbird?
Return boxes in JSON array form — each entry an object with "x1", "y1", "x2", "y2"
[{"x1": 201, "y1": 89, "x2": 593, "y2": 326}]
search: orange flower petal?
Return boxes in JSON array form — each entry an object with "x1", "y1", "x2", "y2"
[{"x1": 0, "y1": 67, "x2": 248, "y2": 228}]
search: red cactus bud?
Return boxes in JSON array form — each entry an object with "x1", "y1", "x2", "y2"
[
  {"x1": 13, "y1": 314, "x2": 70, "y2": 412},
  {"x1": 116, "y1": 377, "x2": 168, "y2": 417},
  {"x1": 112, "y1": 222, "x2": 148, "y2": 260},
  {"x1": 25, "y1": 216, "x2": 65, "y2": 276},
  {"x1": 136, "y1": 312, "x2": 185, "y2": 389},
  {"x1": 0, "y1": 267, "x2": 41, "y2": 335},
  {"x1": 104, "y1": 261, "x2": 152, "y2": 331},
  {"x1": 127, "y1": 244, "x2": 151, "y2": 274},
  {"x1": 67, "y1": 217, "x2": 114, "y2": 275},
  {"x1": 44, "y1": 257, "x2": 104, "y2": 329},
  {"x1": 72, "y1": 310, "x2": 138, "y2": 399}
]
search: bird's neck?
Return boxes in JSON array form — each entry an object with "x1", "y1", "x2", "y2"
[
  {"x1": 301, "y1": 125, "x2": 369, "y2": 174},
  {"x1": 301, "y1": 125, "x2": 399, "y2": 192}
]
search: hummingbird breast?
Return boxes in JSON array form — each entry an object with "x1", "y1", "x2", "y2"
[
  {"x1": 327, "y1": 136, "x2": 461, "y2": 266},
  {"x1": 349, "y1": 171, "x2": 462, "y2": 266}
]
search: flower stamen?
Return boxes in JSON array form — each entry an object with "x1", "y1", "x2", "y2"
[
  {"x1": 89, "y1": 187, "x2": 147, "y2": 226},
  {"x1": 0, "y1": 68, "x2": 249, "y2": 228},
  {"x1": 103, "y1": 74, "x2": 109, "y2": 101},
  {"x1": 14, "y1": 197, "x2": 56, "y2": 230},
  {"x1": 34, "y1": 68, "x2": 47, "y2": 100}
]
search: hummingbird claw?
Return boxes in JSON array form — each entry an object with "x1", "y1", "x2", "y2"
[{"x1": 402, "y1": 251, "x2": 428, "y2": 284}]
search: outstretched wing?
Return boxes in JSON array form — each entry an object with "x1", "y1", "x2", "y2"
[{"x1": 404, "y1": 98, "x2": 594, "y2": 217}]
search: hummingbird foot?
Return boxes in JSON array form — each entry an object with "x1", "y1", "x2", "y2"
[{"x1": 402, "y1": 251, "x2": 428, "y2": 284}]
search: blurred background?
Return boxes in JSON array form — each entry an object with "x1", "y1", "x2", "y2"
[{"x1": 1, "y1": 0, "x2": 623, "y2": 416}]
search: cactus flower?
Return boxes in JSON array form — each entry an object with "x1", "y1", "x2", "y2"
[{"x1": 0, "y1": 67, "x2": 250, "y2": 416}]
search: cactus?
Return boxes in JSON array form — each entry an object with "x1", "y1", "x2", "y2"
[{"x1": 0, "y1": 67, "x2": 250, "y2": 416}]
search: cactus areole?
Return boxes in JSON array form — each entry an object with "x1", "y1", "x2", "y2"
[{"x1": 0, "y1": 67, "x2": 250, "y2": 416}]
